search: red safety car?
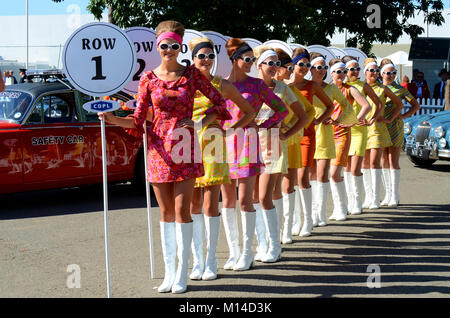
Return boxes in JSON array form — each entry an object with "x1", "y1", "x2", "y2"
[{"x1": 0, "y1": 70, "x2": 145, "y2": 194}]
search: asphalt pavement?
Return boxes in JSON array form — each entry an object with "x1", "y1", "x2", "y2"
[{"x1": 1, "y1": 153, "x2": 449, "y2": 298}]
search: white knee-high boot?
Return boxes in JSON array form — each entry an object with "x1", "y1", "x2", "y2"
[
  {"x1": 381, "y1": 168, "x2": 391, "y2": 206},
  {"x1": 189, "y1": 214, "x2": 204, "y2": 280},
  {"x1": 349, "y1": 175, "x2": 363, "y2": 214},
  {"x1": 202, "y1": 215, "x2": 220, "y2": 280},
  {"x1": 299, "y1": 187, "x2": 313, "y2": 237},
  {"x1": 157, "y1": 222, "x2": 176, "y2": 293},
  {"x1": 291, "y1": 185, "x2": 302, "y2": 236},
  {"x1": 362, "y1": 169, "x2": 372, "y2": 209},
  {"x1": 254, "y1": 203, "x2": 268, "y2": 262},
  {"x1": 311, "y1": 180, "x2": 319, "y2": 226},
  {"x1": 317, "y1": 182, "x2": 329, "y2": 226},
  {"x1": 273, "y1": 198, "x2": 283, "y2": 241},
  {"x1": 221, "y1": 207, "x2": 240, "y2": 270},
  {"x1": 233, "y1": 211, "x2": 256, "y2": 271},
  {"x1": 282, "y1": 191, "x2": 295, "y2": 244},
  {"x1": 388, "y1": 169, "x2": 401, "y2": 207},
  {"x1": 330, "y1": 180, "x2": 347, "y2": 221},
  {"x1": 369, "y1": 169, "x2": 382, "y2": 210},
  {"x1": 261, "y1": 208, "x2": 282, "y2": 262},
  {"x1": 343, "y1": 171, "x2": 354, "y2": 213},
  {"x1": 171, "y1": 222, "x2": 193, "y2": 294}
]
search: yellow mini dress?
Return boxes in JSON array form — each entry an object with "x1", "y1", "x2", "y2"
[
  {"x1": 346, "y1": 79, "x2": 369, "y2": 157},
  {"x1": 313, "y1": 84, "x2": 357, "y2": 160},
  {"x1": 366, "y1": 81, "x2": 392, "y2": 150},
  {"x1": 256, "y1": 80, "x2": 302, "y2": 174}
]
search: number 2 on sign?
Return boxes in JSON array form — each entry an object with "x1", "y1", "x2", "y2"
[{"x1": 91, "y1": 56, "x2": 106, "y2": 80}]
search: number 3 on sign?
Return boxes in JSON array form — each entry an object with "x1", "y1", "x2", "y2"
[{"x1": 91, "y1": 56, "x2": 106, "y2": 80}]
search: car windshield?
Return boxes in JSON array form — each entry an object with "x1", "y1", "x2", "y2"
[{"x1": 0, "y1": 90, "x2": 33, "y2": 123}]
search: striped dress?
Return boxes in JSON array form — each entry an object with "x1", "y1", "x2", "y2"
[
  {"x1": 385, "y1": 83, "x2": 414, "y2": 148},
  {"x1": 192, "y1": 76, "x2": 231, "y2": 187}
]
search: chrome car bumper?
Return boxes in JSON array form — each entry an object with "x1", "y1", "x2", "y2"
[{"x1": 405, "y1": 136, "x2": 449, "y2": 160}]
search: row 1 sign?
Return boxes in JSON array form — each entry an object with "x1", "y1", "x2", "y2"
[{"x1": 63, "y1": 22, "x2": 368, "y2": 97}]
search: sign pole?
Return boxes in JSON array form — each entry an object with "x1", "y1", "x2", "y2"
[
  {"x1": 100, "y1": 101, "x2": 112, "y2": 298},
  {"x1": 143, "y1": 123, "x2": 155, "y2": 279}
]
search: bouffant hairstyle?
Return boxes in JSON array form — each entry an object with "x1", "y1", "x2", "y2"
[
  {"x1": 363, "y1": 57, "x2": 378, "y2": 69},
  {"x1": 252, "y1": 45, "x2": 273, "y2": 61},
  {"x1": 155, "y1": 20, "x2": 185, "y2": 38},
  {"x1": 342, "y1": 55, "x2": 358, "y2": 65},
  {"x1": 189, "y1": 37, "x2": 214, "y2": 52},
  {"x1": 274, "y1": 48, "x2": 291, "y2": 62},
  {"x1": 292, "y1": 47, "x2": 310, "y2": 60},
  {"x1": 329, "y1": 58, "x2": 343, "y2": 67},
  {"x1": 309, "y1": 52, "x2": 325, "y2": 63},
  {"x1": 379, "y1": 58, "x2": 394, "y2": 68},
  {"x1": 225, "y1": 38, "x2": 248, "y2": 59}
]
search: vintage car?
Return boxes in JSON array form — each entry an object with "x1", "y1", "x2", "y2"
[
  {"x1": 403, "y1": 109, "x2": 450, "y2": 167},
  {"x1": 0, "y1": 70, "x2": 145, "y2": 194}
]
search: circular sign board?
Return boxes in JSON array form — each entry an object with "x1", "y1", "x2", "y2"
[
  {"x1": 202, "y1": 31, "x2": 232, "y2": 78},
  {"x1": 123, "y1": 27, "x2": 159, "y2": 95},
  {"x1": 343, "y1": 47, "x2": 368, "y2": 81},
  {"x1": 328, "y1": 46, "x2": 347, "y2": 60},
  {"x1": 177, "y1": 29, "x2": 217, "y2": 75},
  {"x1": 263, "y1": 40, "x2": 293, "y2": 57},
  {"x1": 307, "y1": 44, "x2": 337, "y2": 83},
  {"x1": 289, "y1": 43, "x2": 307, "y2": 52},
  {"x1": 242, "y1": 38, "x2": 262, "y2": 78},
  {"x1": 63, "y1": 22, "x2": 136, "y2": 97}
]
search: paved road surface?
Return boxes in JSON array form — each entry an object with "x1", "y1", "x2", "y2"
[{"x1": 1, "y1": 153, "x2": 449, "y2": 298}]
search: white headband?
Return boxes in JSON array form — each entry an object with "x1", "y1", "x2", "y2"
[
  {"x1": 364, "y1": 62, "x2": 378, "y2": 73},
  {"x1": 345, "y1": 60, "x2": 359, "y2": 68},
  {"x1": 381, "y1": 63, "x2": 396, "y2": 74},
  {"x1": 330, "y1": 62, "x2": 346, "y2": 74},
  {"x1": 257, "y1": 50, "x2": 278, "y2": 67},
  {"x1": 310, "y1": 56, "x2": 325, "y2": 66}
]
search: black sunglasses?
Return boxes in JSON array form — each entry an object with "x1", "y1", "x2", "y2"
[
  {"x1": 312, "y1": 65, "x2": 329, "y2": 70},
  {"x1": 159, "y1": 43, "x2": 181, "y2": 51},
  {"x1": 195, "y1": 53, "x2": 216, "y2": 60},
  {"x1": 239, "y1": 56, "x2": 257, "y2": 63},
  {"x1": 261, "y1": 60, "x2": 281, "y2": 67},
  {"x1": 347, "y1": 67, "x2": 361, "y2": 72}
]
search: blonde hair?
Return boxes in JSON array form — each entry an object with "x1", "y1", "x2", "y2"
[
  {"x1": 189, "y1": 37, "x2": 214, "y2": 52},
  {"x1": 155, "y1": 20, "x2": 185, "y2": 38},
  {"x1": 363, "y1": 57, "x2": 378, "y2": 68},
  {"x1": 252, "y1": 45, "x2": 273, "y2": 60},
  {"x1": 380, "y1": 58, "x2": 394, "y2": 68}
]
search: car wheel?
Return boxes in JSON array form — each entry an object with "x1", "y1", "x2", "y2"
[{"x1": 408, "y1": 155, "x2": 437, "y2": 167}]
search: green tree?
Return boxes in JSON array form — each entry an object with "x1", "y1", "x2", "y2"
[{"x1": 52, "y1": 0, "x2": 446, "y2": 55}]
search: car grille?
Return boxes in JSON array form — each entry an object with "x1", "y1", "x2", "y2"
[{"x1": 415, "y1": 122, "x2": 431, "y2": 144}]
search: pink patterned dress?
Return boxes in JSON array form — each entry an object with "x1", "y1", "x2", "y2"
[
  {"x1": 221, "y1": 76, "x2": 288, "y2": 179},
  {"x1": 131, "y1": 65, "x2": 230, "y2": 183}
]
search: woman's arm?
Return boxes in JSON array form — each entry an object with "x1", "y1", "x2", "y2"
[
  {"x1": 399, "y1": 89, "x2": 421, "y2": 119},
  {"x1": 350, "y1": 86, "x2": 372, "y2": 122},
  {"x1": 312, "y1": 82, "x2": 334, "y2": 124},
  {"x1": 258, "y1": 81, "x2": 288, "y2": 129},
  {"x1": 384, "y1": 86, "x2": 404, "y2": 123},
  {"x1": 364, "y1": 83, "x2": 383, "y2": 124},
  {"x1": 221, "y1": 79, "x2": 255, "y2": 129},
  {"x1": 281, "y1": 101, "x2": 309, "y2": 139}
]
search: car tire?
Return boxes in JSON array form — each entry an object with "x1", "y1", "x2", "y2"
[{"x1": 408, "y1": 155, "x2": 437, "y2": 167}]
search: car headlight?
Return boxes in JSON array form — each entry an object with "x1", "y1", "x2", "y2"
[
  {"x1": 439, "y1": 138, "x2": 447, "y2": 149},
  {"x1": 435, "y1": 126, "x2": 445, "y2": 138},
  {"x1": 404, "y1": 123, "x2": 412, "y2": 135}
]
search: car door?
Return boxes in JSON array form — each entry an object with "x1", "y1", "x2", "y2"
[
  {"x1": 21, "y1": 90, "x2": 91, "y2": 184},
  {"x1": 77, "y1": 92, "x2": 141, "y2": 182}
]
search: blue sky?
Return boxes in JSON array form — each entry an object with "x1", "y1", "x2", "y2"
[
  {"x1": 2, "y1": 0, "x2": 98, "y2": 16},
  {"x1": 2, "y1": 0, "x2": 449, "y2": 16}
]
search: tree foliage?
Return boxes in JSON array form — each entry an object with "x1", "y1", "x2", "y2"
[{"x1": 52, "y1": 0, "x2": 446, "y2": 55}]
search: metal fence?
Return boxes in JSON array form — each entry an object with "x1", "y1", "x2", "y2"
[{"x1": 402, "y1": 98, "x2": 446, "y2": 116}]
